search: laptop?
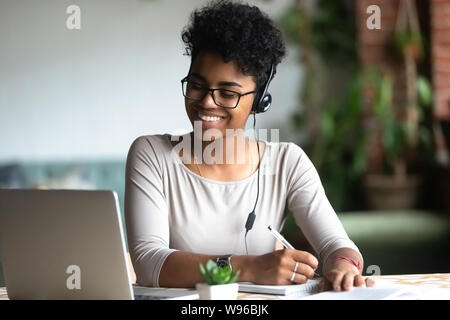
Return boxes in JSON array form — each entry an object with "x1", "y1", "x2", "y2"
[{"x1": 0, "y1": 189, "x2": 198, "y2": 300}]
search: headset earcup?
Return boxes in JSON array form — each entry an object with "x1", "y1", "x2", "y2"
[
  {"x1": 252, "y1": 64, "x2": 275, "y2": 114},
  {"x1": 258, "y1": 93, "x2": 272, "y2": 113}
]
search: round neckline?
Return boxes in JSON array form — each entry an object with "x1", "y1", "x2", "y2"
[{"x1": 164, "y1": 133, "x2": 269, "y2": 185}]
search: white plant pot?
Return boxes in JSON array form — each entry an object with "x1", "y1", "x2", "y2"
[{"x1": 195, "y1": 282, "x2": 239, "y2": 300}]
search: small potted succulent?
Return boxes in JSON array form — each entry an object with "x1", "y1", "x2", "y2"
[{"x1": 195, "y1": 260, "x2": 240, "y2": 300}]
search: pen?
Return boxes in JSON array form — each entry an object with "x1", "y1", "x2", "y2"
[
  {"x1": 268, "y1": 225, "x2": 320, "y2": 278},
  {"x1": 268, "y1": 225, "x2": 294, "y2": 249}
]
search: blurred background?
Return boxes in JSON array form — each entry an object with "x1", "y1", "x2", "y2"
[{"x1": 0, "y1": 0, "x2": 449, "y2": 286}]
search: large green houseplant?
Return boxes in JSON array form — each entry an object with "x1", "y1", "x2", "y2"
[
  {"x1": 363, "y1": 0, "x2": 434, "y2": 210},
  {"x1": 279, "y1": 0, "x2": 434, "y2": 211},
  {"x1": 279, "y1": 0, "x2": 364, "y2": 212},
  {"x1": 362, "y1": 66, "x2": 433, "y2": 209}
]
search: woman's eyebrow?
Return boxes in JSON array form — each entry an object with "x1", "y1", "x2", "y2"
[
  {"x1": 218, "y1": 81, "x2": 242, "y2": 88},
  {"x1": 190, "y1": 72, "x2": 242, "y2": 88}
]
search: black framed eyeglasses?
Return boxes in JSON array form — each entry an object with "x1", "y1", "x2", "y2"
[{"x1": 181, "y1": 77, "x2": 256, "y2": 109}]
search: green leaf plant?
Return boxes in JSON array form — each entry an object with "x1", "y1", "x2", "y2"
[
  {"x1": 199, "y1": 260, "x2": 240, "y2": 285},
  {"x1": 364, "y1": 66, "x2": 433, "y2": 174}
]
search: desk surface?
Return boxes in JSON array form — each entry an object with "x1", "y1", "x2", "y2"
[
  {"x1": 237, "y1": 273, "x2": 450, "y2": 300},
  {"x1": 1, "y1": 273, "x2": 449, "y2": 300}
]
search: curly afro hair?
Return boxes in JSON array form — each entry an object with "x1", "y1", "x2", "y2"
[{"x1": 181, "y1": 0, "x2": 286, "y2": 90}]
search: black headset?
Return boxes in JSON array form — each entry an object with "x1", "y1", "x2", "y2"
[
  {"x1": 244, "y1": 64, "x2": 275, "y2": 254},
  {"x1": 251, "y1": 64, "x2": 275, "y2": 114}
]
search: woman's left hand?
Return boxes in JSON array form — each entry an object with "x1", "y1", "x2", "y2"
[{"x1": 319, "y1": 259, "x2": 375, "y2": 292}]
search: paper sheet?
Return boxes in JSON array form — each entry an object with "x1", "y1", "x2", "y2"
[{"x1": 238, "y1": 279, "x2": 320, "y2": 295}]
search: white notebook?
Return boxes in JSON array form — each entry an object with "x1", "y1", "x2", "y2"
[
  {"x1": 238, "y1": 279, "x2": 320, "y2": 296},
  {"x1": 301, "y1": 285, "x2": 420, "y2": 300},
  {"x1": 239, "y1": 279, "x2": 450, "y2": 300}
]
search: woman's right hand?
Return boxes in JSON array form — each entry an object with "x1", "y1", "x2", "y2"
[{"x1": 247, "y1": 249, "x2": 319, "y2": 285}]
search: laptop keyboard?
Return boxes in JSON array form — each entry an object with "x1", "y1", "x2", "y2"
[
  {"x1": 132, "y1": 286, "x2": 199, "y2": 300},
  {"x1": 134, "y1": 294, "x2": 175, "y2": 300}
]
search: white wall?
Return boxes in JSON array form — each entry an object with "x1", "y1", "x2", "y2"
[{"x1": 0, "y1": 0, "x2": 303, "y2": 162}]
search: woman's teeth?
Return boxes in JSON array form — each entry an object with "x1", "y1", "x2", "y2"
[{"x1": 198, "y1": 114, "x2": 224, "y2": 122}]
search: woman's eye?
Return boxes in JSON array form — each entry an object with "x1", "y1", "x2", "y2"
[
  {"x1": 218, "y1": 90, "x2": 238, "y2": 99},
  {"x1": 188, "y1": 82, "x2": 204, "y2": 90}
]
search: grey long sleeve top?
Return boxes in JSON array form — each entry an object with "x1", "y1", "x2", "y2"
[{"x1": 125, "y1": 133, "x2": 361, "y2": 287}]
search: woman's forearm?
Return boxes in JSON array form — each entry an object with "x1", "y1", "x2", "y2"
[{"x1": 158, "y1": 251, "x2": 255, "y2": 288}]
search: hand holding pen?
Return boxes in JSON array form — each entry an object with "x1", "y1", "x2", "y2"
[
  {"x1": 241, "y1": 225, "x2": 320, "y2": 285},
  {"x1": 268, "y1": 225, "x2": 321, "y2": 279}
]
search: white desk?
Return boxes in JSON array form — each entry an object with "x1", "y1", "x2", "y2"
[{"x1": 1, "y1": 273, "x2": 450, "y2": 300}]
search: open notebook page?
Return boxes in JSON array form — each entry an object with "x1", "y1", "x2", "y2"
[
  {"x1": 301, "y1": 285, "x2": 420, "y2": 300},
  {"x1": 238, "y1": 279, "x2": 320, "y2": 296}
]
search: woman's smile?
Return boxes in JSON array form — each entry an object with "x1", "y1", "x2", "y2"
[{"x1": 194, "y1": 109, "x2": 229, "y2": 129}]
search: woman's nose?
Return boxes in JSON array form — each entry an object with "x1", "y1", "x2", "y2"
[{"x1": 200, "y1": 90, "x2": 218, "y2": 109}]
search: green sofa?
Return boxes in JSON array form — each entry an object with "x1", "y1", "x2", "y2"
[{"x1": 283, "y1": 210, "x2": 450, "y2": 276}]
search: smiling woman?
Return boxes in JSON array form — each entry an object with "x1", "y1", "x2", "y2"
[{"x1": 124, "y1": 0, "x2": 373, "y2": 293}]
